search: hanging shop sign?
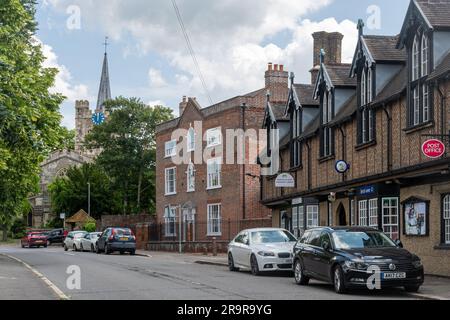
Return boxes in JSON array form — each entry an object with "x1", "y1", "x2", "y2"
[
  {"x1": 422, "y1": 139, "x2": 446, "y2": 159},
  {"x1": 275, "y1": 173, "x2": 295, "y2": 188}
]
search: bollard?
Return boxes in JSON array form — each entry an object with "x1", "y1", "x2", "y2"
[{"x1": 212, "y1": 237, "x2": 217, "y2": 257}]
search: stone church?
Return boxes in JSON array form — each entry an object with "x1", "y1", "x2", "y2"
[{"x1": 29, "y1": 50, "x2": 112, "y2": 228}]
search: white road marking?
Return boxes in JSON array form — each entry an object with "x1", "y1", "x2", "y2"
[
  {"x1": 64, "y1": 253, "x2": 76, "y2": 256},
  {"x1": 1, "y1": 253, "x2": 69, "y2": 300}
]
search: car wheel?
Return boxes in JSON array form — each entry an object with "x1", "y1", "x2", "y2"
[
  {"x1": 47, "y1": 240, "x2": 51, "y2": 247},
  {"x1": 228, "y1": 253, "x2": 239, "y2": 272},
  {"x1": 73, "y1": 244, "x2": 78, "y2": 252},
  {"x1": 404, "y1": 285, "x2": 421, "y2": 293},
  {"x1": 104, "y1": 244, "x2": 110, "y2": 255},
  {"x1": 120, "y1": 251, "x2": 125, "y2": 255},
  {"x1": 44, "y1": 244, "x2": 47, "y2": 248},
  {"x1": 96, "y1": 245, "x2": 101, "y2": 254},
  {"x1": 130, "y1": 250, "x2": 136, "y2": 256},
  {"x1": 80, "y1": 244, "x2": 84, "y2": 252},
  {"x1": 64, "y1": 244, "x2": 68, "y2": 251},
  {"x1": 91, "y1": 244, "x2": 95, "y2": 253},
  {"x1": 333, "y1": 265, "x2": 347, "y2": 294},
  {"x1": 250, "y1": 254, "x2": 261, "y2": 276},
  {"x1": 294, "y1": 259, "x2": 310, "y2": 285}
]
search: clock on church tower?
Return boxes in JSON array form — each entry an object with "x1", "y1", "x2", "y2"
[{"x1": 91, "y1": 112, "x2": 105, "y2": 125}]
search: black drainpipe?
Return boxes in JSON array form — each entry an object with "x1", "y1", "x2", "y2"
[
  {"x1": 436, "y1": 81, "x2": 447, "y2": 154},
  {"x1": 241, "y1": 103, "x2": 247, "y2": 220},
  {"x1": 337, "y1": 125, "x2": 347, "y2": 182},
  {"x1": 306, "y1": 140, "x2": 312, "y2": 191},
  {"x1": 382, "y1": 103, "x2": 393, "y2": 172}
]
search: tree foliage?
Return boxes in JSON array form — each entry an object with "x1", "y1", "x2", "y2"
[
  {"x1": 0, "y1": 0, "x2": 68, "y2": 238},
  {"x1": 85, "y1": 97, "x2": 173, "y2": 215}
]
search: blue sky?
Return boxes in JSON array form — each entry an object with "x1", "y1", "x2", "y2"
[{"x1": 35, "y1": 0, "x2": 410, "y2": 129}]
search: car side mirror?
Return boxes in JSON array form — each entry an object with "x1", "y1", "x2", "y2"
[
  {"x1": 395, "y1": 240, "x2": 403, "y2": 248},
  {"x1": 245, "y1": 240, "x2": 250, "y2": 246},
  {"x1": 322, "y1": 241, "x2": 332, "y2": 252}
]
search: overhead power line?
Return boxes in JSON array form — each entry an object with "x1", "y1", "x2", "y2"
[{"x1": 171, "y1": 0, "x2": 213, "y2": 105}]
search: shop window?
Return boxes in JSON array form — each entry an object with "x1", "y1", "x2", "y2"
[
  {"x1": 307, "y1": 205, "x2": 319, "y2": 228},
  {"x1": 443, "y1": 195, "x2": 450, "y2": 245},
  {"x1": 368, "y1": 199, "x2": 378, "y2": 228},
  {"x1": 292, "y1": 206, "x2": 305, "y2": 238},
  {"x1": 350, "y1": 200, "x2": 356, "y2": 226},
  {"x1": 358, "y1": 200, "x2": 368, "y2": 226},
  {"x1": 382, "y1": 198, "x2": 399, "y2": 241}
]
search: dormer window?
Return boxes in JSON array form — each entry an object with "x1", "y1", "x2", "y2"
[
  {"x1": 320, "y1": 90, "x2": 334, "y2": 158},
  {"x1": 358, "y1": 66, "x2": 375, "y2": 145},
  {"x1": 291, "y1": 107, "x2": 302, "y2": 168},
  {"x1": 409, "y1": 32, "x2": 432, "y2": 127}
]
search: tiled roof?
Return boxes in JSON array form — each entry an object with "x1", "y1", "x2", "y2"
[
  {"x1": 325, "y1": 64, "x2": 357, "y2": 87},
  {"x1": 363, "y1": 35, "x2": 406, "y2": 62},
  {"x1": 429, "y1": 51, "x2": 450, "y2": 80},
  {"x1": 416, "y1": 0, "x2": 450, "y2": 28},
  {"x1": 293, "y1": 84, "x2": 318, "y2": 106},
  {"x1": 271, "y1": 104, "x2": 289, "y2": 121},
  {"x1": 372, "y1": 67, "x2": 407, "y2": 106}
]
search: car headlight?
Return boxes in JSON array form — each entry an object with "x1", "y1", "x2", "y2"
[
  {"x1": 412, "y1": 260, "x2": 423, "y2": 268},
  {"x1": 257, "y1": 251, "x2": 275, "y2": 257},
  {"x1": 344, "y1": 260, "x2": 368, "y2": 270}
]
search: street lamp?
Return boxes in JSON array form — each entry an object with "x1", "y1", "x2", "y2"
[{"x1": 87, "y1": 182, "x2": 91, "y2": 216}]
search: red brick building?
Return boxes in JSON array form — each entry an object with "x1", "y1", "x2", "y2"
[
  {"x1": 155, "y1": 64, "x2": 289, "y2": 245},
  {"x1": 261, "y1": 0, "x2": 450, "y2": 276}
]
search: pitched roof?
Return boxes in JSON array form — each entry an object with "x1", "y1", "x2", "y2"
[
  {"x1": 372, "y1": 67, "x2": 407, "y2": 106},
  {"x1": 325, "y1": 64, "x2": 357, "y2": 87},
  {"x1": 65, "y1": 209, "x2": 95, "y2": 224},
  {"x1": 429, "y1": 51, "x2": 450, "y2": 80},
  {"x1": 362, "y1": 35, "x2": 406, "y2": 62},
  {"x1": 271, "y1": 104, "x2": 290, "y2": 121},
  {"x1": 415, "y1": 0, "x2": 450, "y2": 28},
  {"x1": 293, "y1": 84, "x2": 318, "y2": 106}
]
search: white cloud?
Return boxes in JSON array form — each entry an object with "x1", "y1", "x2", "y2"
[
  {"x1": 46, "y1": 0, "x2": 358, "y2": 112},
  {"x1": 38, "y1": 40, "x2": 91, "y2": 129}
]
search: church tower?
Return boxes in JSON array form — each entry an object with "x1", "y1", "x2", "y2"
[{"x1": 74, "y1": 38, "x2": 112, "y2": 153}]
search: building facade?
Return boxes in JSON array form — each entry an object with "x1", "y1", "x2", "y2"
[
  {"x1": 261, "y1": 0, "x2": 450, "y2": 277},
  {"x1": 155, "y1": 64, "x2": 289, "y2": 244},
  {"x1": 30, "y1": 51, "x2": 112, "y2": 227}
]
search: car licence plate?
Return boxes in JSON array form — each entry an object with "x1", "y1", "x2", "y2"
[
  {"x1": 382, "y1": 272, "x2": 406, "y2": 280},
  {"x1": 35, "y1": 240, "x2": 43, "y2": 243},
  {"x1": 120, "y1": 237, "x2": 129, "y2": 241}
]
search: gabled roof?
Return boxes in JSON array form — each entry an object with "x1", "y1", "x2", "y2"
[
  {"x1": 264, "y1": 102, "x2": 289, "y2": 125},
  {"x1": 416, "y1": 0, "x2": 450, "y2": 28},
  {"x1": 66, "y1": 209, "x2": 95, "y2": 224},
  {"x1": 314, "y1": 63, "x2": 356, "y2": 99},
  {"x1": 429, "y1": 51, "x2": 450, "y2": 80},
  {"x1": 293, "y1": 84, "x2": 319, "y2": 106},
  {"x1": 363, "y1": 35, "x2": 406, "y2": 62}
]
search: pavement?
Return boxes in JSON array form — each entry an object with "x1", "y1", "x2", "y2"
[{"x1": 0, "y1": 245, "x2": 448, "y2": 300}]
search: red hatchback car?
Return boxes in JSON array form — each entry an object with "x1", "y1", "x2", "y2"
[{"x1": 21, "y1": 232, "x2": 48, "y2": 248}]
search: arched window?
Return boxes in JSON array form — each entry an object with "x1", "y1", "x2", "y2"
[
  {"x1": 421, "y1": 34, "x2": 429, "y2": 77},
  {"x1": 187, "y1": 127, "x2": 195, "y2": 152},
  {"x1": 367, "y1": 68, "x2": 372, "y2": 103},
  {"x1": 412, "y1": 34, "x2": 420, "y2": 81},
  {"x1": 361, "y1": 71, "x2": 366, "y2": 106}
]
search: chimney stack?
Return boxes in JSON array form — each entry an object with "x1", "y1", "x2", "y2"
[
  {"x1": 310, "y1": 31, "x2": 343, "y2": 84},
  {"x1": 265, "y1": 62, "x2": 289, "y2": 89},
  {"x1": 179, "y1": 96, "x2": 188, "y2": 116}
]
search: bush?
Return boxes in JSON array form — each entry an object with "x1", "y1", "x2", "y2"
[
  {"x1": 10, "y1": 218, "x2": 27, "y2": 239},
  {"x1": 84, "y1": 222, "x2": 97, "y2": 233}
]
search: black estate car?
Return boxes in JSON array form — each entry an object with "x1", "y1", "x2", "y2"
[{"x1": 293, "y1": 227, "x2": 424, "y2": 294}]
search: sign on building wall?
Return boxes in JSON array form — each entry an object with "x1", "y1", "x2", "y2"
[
  {"x1": 275, "y1": 173, "x2": 295, "y2": 188},
  {"x1": 422, "y1": 139, "x2": 446, "y2": 159}
]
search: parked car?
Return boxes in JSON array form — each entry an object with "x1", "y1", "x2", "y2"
[
  {"x1": 227, "y1": 228, "x2": 297, "y2": 275},
  {"x1": 21, "y1": 232, "x2": 48, "y2": 248},
  {"x1": 293, "y1": 227, "x2": 425, "y2": 294},
  {"x1": 45, "y1": 228, "x2": 66, "y2": 246},
  {"x1": 77, "y1": 232, "x2": 102, "y2": 252},
  {"x1": 64, "y1": 231, "x2": 88, "y2": 251},
  {"x1": 96, "y1": 227, "x2": 136, "y2": 255}
]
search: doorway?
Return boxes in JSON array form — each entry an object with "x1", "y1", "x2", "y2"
[{"x1": 337, "y1": 203, "x2": 347, "y2": 226}]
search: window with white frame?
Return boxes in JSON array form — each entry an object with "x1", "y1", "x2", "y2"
[
  {"x1": 321, "y1": 91, "x2": 333, "y2": 157},
  {"x1": 165, "y1": 167, "x2": 176, "y2": 195},
  {"x1": 306, "y1": 205, "x2": 319, "y2": 228},
  {"x1": 292, "y1": 206, "x2": 305, "y2": 238},
  {"x1": 186, "y1": 162, "x2": 195, "y2": 192},
  {"x1": 187, "y1": 127, "x2": 195, "y2": 152},
  {"x1": 207, "y1": 158, "x2": 221, "y2": 189},
  {"x1": 207, "y1": 204, "x2": 221, "y2": 236},
  {"x1": 359, "y1": 200, "x2": 368, "y2": 226},
  {"x1": 409, "y1": 32, "x2": 431, "y2": 127},
  {"x1": 164, "y1": 206, "x2": 177, "y2": 237},
  {"x1": 368, "y1": 198, "x2": 378, "y2": 228},
  {"x1": 165, "y1": 140, "x2": 177, "y2": 158},
  {"x1": 351, "y1": 200, "x2": 356, "y2": 226},
  {"x1": 359, "y1": 66, "x2": 375, "y2": 144},
  {"x1": 206, "y1": 128, "x2": 222, "y2": 147},
  {"x1": 442, "y1": 195, "x2": 450, "y2": 245},
  {"x1": 382, "y1": 198, "x2": 399, "y2": 240}
]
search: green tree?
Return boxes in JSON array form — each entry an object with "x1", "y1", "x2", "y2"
[
  {"x1": 0, "y1": 0, "x2": 68, "y2": 240},
  {"x1": 48, "y1": 163, "x2": 115, "y2": 220},
  {"x1": 85, "y1": 97, "x2": 173, "y2": 215}
]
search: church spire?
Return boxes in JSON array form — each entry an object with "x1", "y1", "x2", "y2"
[{"x1": 96, "y1": 37, "x2": 111, "y2": 113}]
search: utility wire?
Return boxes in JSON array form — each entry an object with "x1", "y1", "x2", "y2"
[{"x1": 171, "y1": 0, "x2": 213, "y2": 105}]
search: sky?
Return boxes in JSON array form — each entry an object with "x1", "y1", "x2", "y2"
[{"x1": 35, "y1": 0, "x2": 410, "y2": 129}]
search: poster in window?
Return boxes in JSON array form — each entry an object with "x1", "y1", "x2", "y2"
[{"x1": 403, "y1": 201, "x2": 428, "y2": 236}]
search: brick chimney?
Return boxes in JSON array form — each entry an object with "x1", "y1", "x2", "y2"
[
  {"x1": 179, "y1": 96, "x2": 188, "y2": 116},
  {"x1": 265, "y1": 62, "x2": 289, "y2": 88},
  {"x1": 309, "y1": 31, "x2": 343, "y2": 84}
]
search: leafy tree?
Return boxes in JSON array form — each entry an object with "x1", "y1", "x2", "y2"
[
  {"x1": 0, "y1": 0, "x2": 67, "y2": 240},
  {"x1": 48, "y1": 163, "x2": 115, "y2": 220},
  {"x1": 85, "y1": 97, "x2": 173, "y2": 215}
]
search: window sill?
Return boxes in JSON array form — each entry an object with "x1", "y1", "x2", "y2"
[
  {"x1": 355, "y1": 140, "x2": 377, "y2": 151},
  {"x1": 434, "y1": 245, "x2": 450, "y2": 251},
  {"x1": 207, "y1": 186, "x2": 222, "y2": 191},
  {"x1": 165, "y1": 193, "x2": 177, "y2": 197},
  {"x1": 207, "y1": 233, "x2": 222, "y2": 237},
  {"x1": 164, "y1": 155, "x2": 176, "y2": 159},
  {"x1": 187, "y1": 190, "x2": 195, "y2": 193},
  {"x1": 403, "y1": 121, "x2": 435, "y2": 134},
  {"x1": 318, "y1": 155, "x2": 335, "y2": 163},
  {"x1": 289, "y1": 165, "x2": 303, "y2": 172}
]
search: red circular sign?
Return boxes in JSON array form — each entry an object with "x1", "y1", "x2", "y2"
[{"x1": 422, "y1": 139, "x2": 446, "y2": 159}]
